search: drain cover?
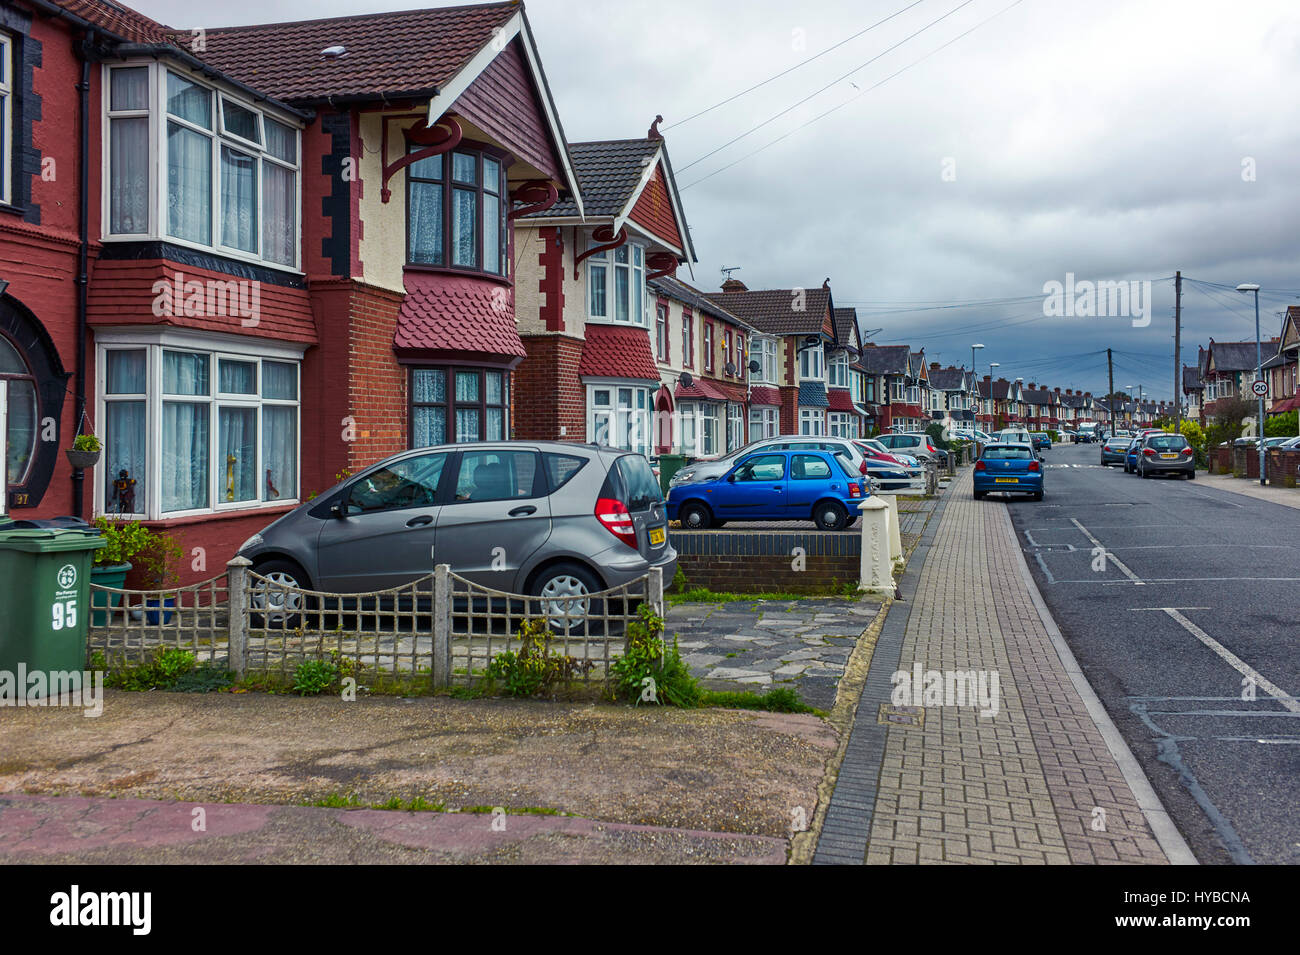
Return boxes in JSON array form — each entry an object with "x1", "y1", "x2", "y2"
[{"x1": 878, "y1": 703, "x2": 925, "y2": 728}]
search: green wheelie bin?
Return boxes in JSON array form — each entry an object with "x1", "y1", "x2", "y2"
[
  {"x1": 0, "y1": 522, "x2": 104, "y2": 696},
  {"x1": 658, "y1": 454, "x2": 689, "y2": 495}
]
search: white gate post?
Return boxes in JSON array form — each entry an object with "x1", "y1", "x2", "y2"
[
  {"x1": 880, "y1": 493, "x2": 903, "y2": 563},
  {"x1": 648, "y1": 566, "x2": 664, "y2": 616},
  {"x1": 433, "y1": 563, "x2": 451, "y2": 688},
  {"x1": 857, "y1": 498, "x2": 894, "y2": 599},
  {"x1": 226, "y1": 556, "x2": 251, "y2": 678}
]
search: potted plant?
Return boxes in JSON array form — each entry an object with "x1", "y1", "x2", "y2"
[
  {"x1": 90, "y1": 516, "x2": 153, "y2": 625},
  {"x1": 66, "y1": 432, "x2": 101, "y2": 470},
  {"x1": 138, "y1": 530, "x2": 183, "y2": 625}
]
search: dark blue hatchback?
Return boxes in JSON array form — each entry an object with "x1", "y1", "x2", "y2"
[
  {"x1": 667, "y1": 449, "x2": 868, "y2": 530},
  {"x1": 973, "y1": 442, "x2": 1043, "y2": 500}
]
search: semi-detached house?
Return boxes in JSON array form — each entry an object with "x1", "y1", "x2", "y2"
[{"x1": 2, "y1": 0, "x2": 583, "y2": 584}]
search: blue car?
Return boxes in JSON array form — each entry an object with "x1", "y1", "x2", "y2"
[
  {"x1": 667, "y1": 449, "x2": 868, "y2": 530},
  {"x1": 973, "y1": 442, "x2": 1043, "y2": 500}
]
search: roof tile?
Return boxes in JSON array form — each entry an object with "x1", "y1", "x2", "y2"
[
  {"x1": 579, "y1": 325, "x2": 659, "y2": 381},
  {"x1": 394, "y1": 272, "x2": 525, "y2": 358}
]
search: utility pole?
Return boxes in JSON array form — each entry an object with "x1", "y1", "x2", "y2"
[
  {"x1": 1174, "y1": 271, "x2": 1182, "y2": 436},
  {"x1": 1107, "y1": 348, "x2": 1115, "y2": 431}
]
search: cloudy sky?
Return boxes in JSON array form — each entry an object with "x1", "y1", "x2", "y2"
[{"x1": 137, "y1": 0, "x2": 1300, "y2": 401}]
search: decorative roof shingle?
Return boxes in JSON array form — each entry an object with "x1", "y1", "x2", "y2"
[
  {"x1": 748, "y1": 386, "x2": 781, "y2": 406},
  {"x1": 705, "y1": 288, "x2": 831, "y2": 336},
  {"x1": 827, "y1": 389, "x2": 856, "y2": 412},
  {"x1": 798, "y1": 381, "x2": 829, "y2": 408},
  {"x1": 201, "y1": 2, "x2": 518, "y2": 103},
  {"x1": 394, "y1": 273, "x2": 525, "y2": 359},
  {"x1": 578, "y1": 325, "x2": 659, "y2": 381},
  {"x1": 527, "y1": 139, "x2": 660, "y2": 218},
  {"x1": 674, "y1": 378, "x2": 728, "y2": 402},
  {"x1": 51, "y1": 0, "x2": 173, "y2": 45},
  {"x1": 857, "y1": 344, "x2": 911, "y2": 375},
  {"x1": 832, "y1": 308, "x2": 858, "y2": 350}
]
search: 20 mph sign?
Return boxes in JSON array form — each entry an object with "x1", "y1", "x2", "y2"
[{"x1": 1251, "y1": 379, "x2": 1269, "y2": 398}]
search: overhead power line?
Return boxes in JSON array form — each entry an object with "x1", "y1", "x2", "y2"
[{"x1": 664, "y1": 0, "x2": 929, "y2": 132}]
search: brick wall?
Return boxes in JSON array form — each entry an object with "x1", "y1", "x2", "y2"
[
  {"x1": 346, "y1": 284, "x2": 408, "y2": 470},
  {"x1": 515, "y1": 333, "x2": 585, "y2": 440},
  {"x1": 780, "y1": 386, "x2": 799, "y2": 434},
  {"x1": 670, "y1": 530, "x2": 861, "y2": 594}
]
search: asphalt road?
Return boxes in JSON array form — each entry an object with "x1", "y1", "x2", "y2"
[{"x1": 1000, "y1": 440, "x2": 1299, "y2": 865}]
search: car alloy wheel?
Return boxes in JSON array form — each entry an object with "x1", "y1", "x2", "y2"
[
  {"x1": 814, "y1": 501, "x2": 848, "y2": 531},
  {"x1": 250, "y1": 560, "x2": 311, "y2": 628},
  {"x1": 531, "y1": 562, "x2": 602, "y2": 633},
  {"x1": 680, "y1": 502, "x2": 712, "y2": 530}
]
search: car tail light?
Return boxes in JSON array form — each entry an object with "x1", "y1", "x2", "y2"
[
  {"x1": 1028, "y1": 461, "x2": 1040, "y2": 472},
  {"x1": 1181, "y1": 447, "x2": 1193, "y2": 456},
  {"x1": 595, "y1": 497, "x2": 638, "y2": 549},
  {"x1": 849, "y1": 482, "x2": 862, "y2": 498},
  {"x1": 975, "y1": 460, "x2": 986, "y2": 471},
  {"x1": 859, "y1": 459, "x2": 868, "y2": 475},
  {"x1": 926, "y1": 442, "x2": 936, "y2": 452},
  {"x1": 1142, "y1": 448, "x2": 1155, "y2": 457}
]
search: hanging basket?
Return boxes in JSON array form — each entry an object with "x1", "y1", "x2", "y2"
[{"x1": 65, "y1": 449, "x2": 101, "y2": 470}]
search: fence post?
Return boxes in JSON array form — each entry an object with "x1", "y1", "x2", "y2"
[
  {"x1": 856, "y1": 498, "x2": 894, "y2": 598},
  {"x1": 226, "y1": 556, "x2": 251, "y2": 678},
  {"x1": 648, "y1": 566, "x2": 664, "y2": 616},
  {"x1": 433, "y1": 563, "x2": 451, "y2": 688}
]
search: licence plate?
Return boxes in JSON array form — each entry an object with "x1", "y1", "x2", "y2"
[
  {"x1": 649, "y1": 527, "x2": 665, "y2": 546},
  {"x1": 995, "y1": 477, "x2": 1018, "y2": 483},
  {"x1": 1160, "y1": 453, "x2": 1177, "y2": 459}
]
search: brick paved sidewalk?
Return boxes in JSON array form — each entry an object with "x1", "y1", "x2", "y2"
[{"x1": 815, "y1": 469, "x2": 1176, "y2": 864}]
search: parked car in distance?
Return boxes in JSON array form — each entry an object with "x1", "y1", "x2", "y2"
[
  {"x1": 1100, "y1": 437, "x2": 1131, "y2": 467},
  {"x1": 237, "y1": 441, "x2": 675, "y2": 621},
  {"x1": 1137, "y1": 433, "x2": 1196, "y2": 479},
  {"x1": 1278, "y1": 435, "x2": 1300, "y2": 450},
  {"x1": 857, "y1": 438, "x2": 918, "y2": 468},
  {"x1": 1030, "y1": 431, "x2": 1052, "y2": 451},
  {"x1": 668, "y1": 435, "x2": 867, "y2": 487},
  {"x1": 973, "y1": 443, "x2": 1044, "y2": 501},
  {"x1": 949, "y1": 427, "x2": 992, "y2": 445},
  {"x1": 877, "y1": 431, "x2": 945, "y2": 465},
  {"x1": 667, "y1": 448, "x2": 868, "y2": 530},
  {"x1": 990, "y1": 428, "x2": 1033, "y2": 446},
  {"x1": 1263, "y1": 436, "x2": 1292, "y2": 448}
]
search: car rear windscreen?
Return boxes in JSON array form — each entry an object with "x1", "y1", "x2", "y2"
[
  {"x1": 615, "y1": 455, "x2": 663, "y2": 511},
  {"x1": 1147, "y1": 435, "x2": 1188, "y2": 450},
  {"x1": 984, "y1": 447, "x2": 1032, "y2": 459}
]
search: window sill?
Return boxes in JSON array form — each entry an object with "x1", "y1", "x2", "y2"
[
  {"x1": 0, "y1": 202, "x2": 30, "y2": 219},
  {"x1": 99, "y1": 502, "x2": 299, "y2": 528}
]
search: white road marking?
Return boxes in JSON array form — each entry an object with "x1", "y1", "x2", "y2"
[
  {"x1": 1162, "y1": 608, "x2": 1300, "y2": 714},
  {"x1": 1070, "y1": 517, "x2": 1144, "y2": 584},
  {"x1": 1053, "y1": 576, "x2": 1300, "y2": 585},
  {"x1": 1130, "y1": 607, "x2": 1211, "y2": 612}
]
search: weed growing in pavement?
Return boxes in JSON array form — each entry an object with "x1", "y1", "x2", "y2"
[
  {"x1": 667, "y1": 585, "x2": 860, "y2": 606},
  {"x1": 292, "y1": 659, "x2": 340, "y2": 696},
  {"x1": 103, "y1": 647, "x2": 221, "y2": 692},
  {"x1": 700, "y1": 687, "x2": 820, "y2": 716},
  {"x1": 484, "y1": 618, "x2": 593, "y2": 698},
  {"x1": 611, "y1": 603, "x2": 701, "y2": 707}
]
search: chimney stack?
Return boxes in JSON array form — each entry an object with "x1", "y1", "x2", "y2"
[{"x1": 720, "y1": 277, "x2": 747, "y2": 293}]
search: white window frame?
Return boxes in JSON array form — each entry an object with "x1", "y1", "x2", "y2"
[
  {"x1": 95, "y1": 329, "x2": 305, "y2": 520},
  {"x1": 889, "y1": 378, "x2": 907, "y2": 402},
  {"x1": 827, "y1": 351, "x2": 850, "y2": 388},
  {"x1": 585, "y1": 239, "x2": 647, "y2": 326},
  {"x1": 799, "y1": 344, "x2": 824, "y2": 382},
  {"x1": 750, "y1": 337, "x2": 779, "y2": 385},
  {"x1": 726, "y1": 402, "x2": 744, "y2": 451},
  {"x1": 587, "y1": 381, "x2": 651, "y2": 456},
  {"x1": 828, "y1": 412, "x2": 853, "y2": 438},
  {"x1": 799, "y1": 408, "x2": 825, "y2": 436},
  {"x1": 678, "y1": 400, "x2": 721, "y2": 457},
  {"x1": 0, "y1": 33, "x2": 12, "y2": 206},
  {"x1": 101, "y1": 61, "x2": 303, "y2": 272},
  {"x1": 749, "y1": 405, "x2": 779, "y2": 440}
]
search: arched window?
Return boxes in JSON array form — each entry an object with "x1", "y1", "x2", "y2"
[{"x1": 0, "y1": 332, "x2": 37, "y2": 487}]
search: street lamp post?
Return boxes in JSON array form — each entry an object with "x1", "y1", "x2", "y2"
[{"x1": 1236, "y1": 284, "x2": 1265, "y2": 486}]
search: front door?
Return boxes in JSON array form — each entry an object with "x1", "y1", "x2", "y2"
[{"x1": 315, "y1": 451, "x2": 451, "y2": 592}]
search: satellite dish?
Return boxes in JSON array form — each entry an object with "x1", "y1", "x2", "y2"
[
  {"x1": 679, "y1": 371, "x2": 694, "y2": 388},
  {"x1": 725, "y1": 361, "x2": 737, "y2": 376},
  {"x1": 748, "y1": 359, "x2": 761, "y2": 373}
]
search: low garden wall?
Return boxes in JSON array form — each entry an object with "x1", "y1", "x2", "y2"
[{"x1": 670, "y1": 530, "x2": 860, "y2": 594}]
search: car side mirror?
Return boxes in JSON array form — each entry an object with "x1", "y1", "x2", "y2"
[
  {"x1": 330, "y1": 501, "x2": 346, "y2": 519},
  {"x1": 727, "y1": 474, "x2": 736, "y2": 483}
]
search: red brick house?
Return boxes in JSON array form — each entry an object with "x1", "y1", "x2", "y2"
[
  {"x1": 4, "y1": 0, "x2": 581, "y2": 583},
  {"x1": 858, "y1": 344, "x2": 926, "y2": 433},
  {"x1": 513, "y1": 133, "x2": 694, "y2": 454}
]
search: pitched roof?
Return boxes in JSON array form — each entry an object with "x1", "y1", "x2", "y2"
[
  {"x1": 1022, "y1": 387, "x2": 1056, "y2": 406},
  {"x1": 832, "y1": 308, "x2": 859, "y2": 350},
  {"x1": 749, "y1": 385, "x2": 781, "y2": 406},
  {"x1": 578, "y1": 325, "x2": 659, "y2": 381},
  {"x1": 1208, "y1": 340, "x2": 1259, "y2": 372},
  {"x1": 926, "y1": 366, "x2": 968, "y2": 391},
  {"x1": 704, "y1": 287, "x2": 831, "y2": 336},
  {"x1": 674, "y1": 378, "x2": 728, "y2": 402},
  {"x1": 530, "y1": 139, "x2": 660, "y2": 218},
  {"x1": 1183, "y1": 364, "x2": 1203, "y2": 391},
  {"x1": 650, "y1": 275, "x2": 752, "y2": 329},
  {"x1": 798, "y1": 381, "x2": 829, "y2": 408},
  {"x1": 857, "y1": 344, "x2": 911, "y2": 375},
  {"x1": 394, "y1": 272, "x2": 525, "y2": 358},
  {"x1": 52, "y1": 0, "x2": 172, "y2": 44},
  {"x1": 200, "y1": 2, "x2": 517, "y2": 103}
]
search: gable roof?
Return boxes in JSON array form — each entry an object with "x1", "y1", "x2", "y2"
[
  {"x1": 201, "y1": 2, "x2": 517, "y2": 103},
  {"x1": 1022, "y1": 386, "x2": 1056, "y2": 407},
  {"x1": 52, "y1": 0, "x2": 172, "y2": 44},
  {"x1": 1182, "y1": 364, "x2": 1203, "y2": 392},
  {"x1": 704, "y1": 287, "x2": 832, "y2": 336},
  {"x1": 650, "y1": 275, "x2": 753, "y2": 330},
  {"x1": 1207, "y1": 340, "x2": 1259, "y2": 373},
  {"x1": 926, "y1": 366, "x2": 968, "y2": 391},
  {"x1": 832, "y1": 308, "x2": 860, "y2": 352},
  {"x1": 857, "y1": 344, "x2": 911, "y2": 375}
]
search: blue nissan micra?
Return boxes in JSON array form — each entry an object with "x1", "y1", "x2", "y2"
[{"x1": 667, "y1": 449, "x2": 868, "y2": 530}]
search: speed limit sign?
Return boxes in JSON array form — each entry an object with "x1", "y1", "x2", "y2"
[{"x1": 1251, "y1": 379, "x2": 1269, "y2": 398}]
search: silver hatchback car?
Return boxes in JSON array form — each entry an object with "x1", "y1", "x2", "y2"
[{"x1": 237, "y1": 441, "x2": 675, "y2": 612}]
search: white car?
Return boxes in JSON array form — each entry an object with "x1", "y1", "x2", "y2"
[
  {"x1": 669, "y1": 435, "x2": 868, "y2": 487},
  {"x1": 991, "y1": 428, "x2": 1033, "y2": 446}
]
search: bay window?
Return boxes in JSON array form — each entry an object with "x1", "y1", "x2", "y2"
[
  {"x1": 890, "y1": 379, "x2": 907, "y2": 402},
  {"x1": 410, "y1": 367, "x2": 510, "y2": 446},
  {"x1": 827, "y1": 351, "x2": 850, "y2": 388},
  {"x1": 588, "y1": 384, "x2": 651, "y2": 456},
  {"x1": 750, "y1": 337, "x2": 778, "y2": 385},
  {"x1": 98, "y1": 336, "x2": 302, "y2": 518},
  {"x1": 727, "y1": 403, "x2": 744, "y2": 451},
  {"x1": 407, "y1": 145, "x2": 508, "y2": 276},
  {"x1": 799, "y1": 344, "x2": 824, "y2": 381},
  {"x1": 105, "y1": 63, "x2": 301, "y2": 269},
  {"x1": 679, "y1": 401, "x2": 720, "y2": 456},
  {"x1": 587, "y1": 241, "x2": 646, "y2": 325},
  {"x1": 799, "y1": 409, "x2": 825, "y2": 436},
  {"x1": 829, "y1": 412, "x2": 853, "y2": 438},
  {"x1": 749, "y1": 406, "x2": 779, "y2": 440}
]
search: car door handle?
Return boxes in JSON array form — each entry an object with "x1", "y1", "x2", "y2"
[
  {"x1": 508, "y1": 505, "x2": 537, "y2": 517},
  {"x1": 405, "y1": 514, "x2": 433, "y2": 527}
]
